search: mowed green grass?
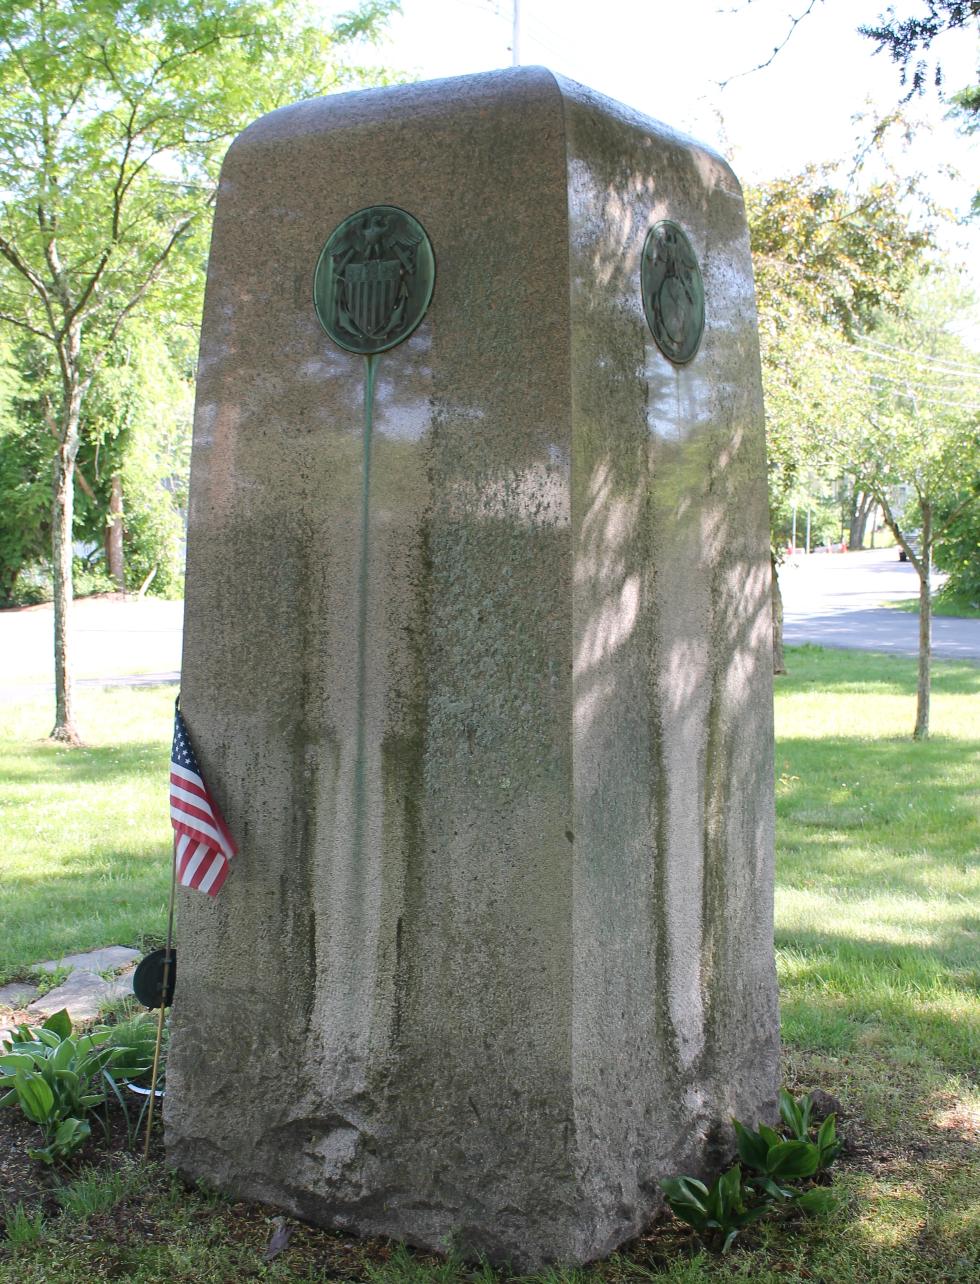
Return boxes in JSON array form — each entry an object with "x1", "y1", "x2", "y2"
[
  {"x1": 0, "y1": 685, "x2": 174, "y2": 983},
  {"x1": 774, "y1": 647, "x2": 979, "y2": 1071},
  {"x1": 1, "y1": 647, "x2": 978, "y2": 1281}
]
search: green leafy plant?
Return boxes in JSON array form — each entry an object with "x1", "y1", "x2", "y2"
[
  {"x1": 661, "y1": 1088, "x2": 843, "y2": 1252},
  {"x1": 2, "y1": 1200, "x2": 46, "y2": 1246},
  {"x1": 28, "y1": 964, "x2": 71, "y2": 998},
  {"x1": 779, "y1": 1088, "x2": 842, "y2": 1170},
  {"x1": 91, "y1": 1012, "x2": 169, "y2": 1148},
  {"x1": 661, "y1": 1165, "x2": 770, "y2": 1253},
  {"x1": 0, "y1": 1008, "x2": 121, "y2": 1162},
  {"x1": 27, "y1": 1116, "x2": 92, "y2": 1166},
  {"x1": 94, "y1": 1012, "x2": 165, "y2": 1087}
]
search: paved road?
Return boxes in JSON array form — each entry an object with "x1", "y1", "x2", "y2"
[
  {"x1": 1, "y1": 550, "x2": 977, "y2": 696},
  {"x1": 780, "y1": 547, "x2": 980, "y2": 660},
  {"x1": 0, "y1": 595, "x2": 182, "y2": 699}
]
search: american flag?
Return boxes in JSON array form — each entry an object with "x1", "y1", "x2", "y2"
[{"x1": 170, "y1": 702, "x2": 236, "y2": 896}]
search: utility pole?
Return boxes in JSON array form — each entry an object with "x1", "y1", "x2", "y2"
[{"x1": 512, "y1": 0, "x2": 520, "y2": 65}]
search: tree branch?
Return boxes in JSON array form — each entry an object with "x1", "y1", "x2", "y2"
[
  {"x1": 933, "y1": 491, "x2": 980, "y2": 542},
  {"x1": 718, "y1": 0, "x2": 824, "y2": 89},
  {"x1": 0, "y1": 310, "x2": 55, "y2": 343},
  {"x1": 0, "y1": 232, "x2": 55, "y2": 315},
  {"x1": 88, "y1": 200, "x2": 213, "y2": 376}
]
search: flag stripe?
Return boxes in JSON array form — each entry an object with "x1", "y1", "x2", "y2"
[
  {"x1": 180, "y1": 842, "x2": 208, "y2": 887},
  {"x1": 170, "y1": 767, "x2": 209, "y2": 798},
  {"x1": 170, "y1": 793, "x2": 227, "y2": 836},
  {"x1": 198, "y1": 855, "x2": 224, "y2": 894},
  {"x1": 172, "y1": 814, "x2": 235, "y2": 863},
  {"x1": 170, "y1": 704, "x2": 236, "y2": 898}
]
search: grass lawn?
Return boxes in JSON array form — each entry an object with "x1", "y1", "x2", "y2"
[
  {"x1": 0, "y1": 685, "x2": 175, "y2": 985},
  {"x1": 886, "y1": 597, "x2": 980, "y2": 619},
  {"x1": 1, "y1": 648, "x2": 978, "y2": 1281}
]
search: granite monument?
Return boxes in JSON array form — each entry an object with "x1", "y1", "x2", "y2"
[{"x1": 166, "y1": 66, "x2": 779, "y2": 1269}]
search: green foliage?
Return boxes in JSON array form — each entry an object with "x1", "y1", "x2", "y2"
[
  {"x1": 2, "y1": 1200, "x2": 46, "y2": 1246},
  {"x1": 0, "y1": 1008, "x2": 121, "y2": 1161},
  {"x1": 28, "y1": 964, "x2": 71, "y2": 998},
  {"x1": 850, "y1": 274, "x2": 980, "y2": 576},
  {"x1": 71, "y1": 560, "x2": 117, "y2": 599},
  {"x1": 27, "y1": 1117, "x2": 92, "y2": 1166},
  {"x1": 55, "y1": 1163, "x2": 139, "y2": 1219},
  {"x1": 933, "y1": 494, "x2": 980, "y2": 609},
  {"x1": 746, "y1": 158, "x2": 932, "y2": 551},
  {"x1": 93, "y1": 1013, "x2": 162, "y2": 1086},
  {"x1": 0, "y1": 339, "x2": 49, "y2": 606},
  {"x1": 662, "y1": 1090, "x2": 842, "y2": 1252},
  {"x1": 76, "y1": 325, "x2": 195, "y2": 597},
  {"x1": 858, "y1": 2, "x2": 980, "y2": 101},
  {"x1": 660, "y1": 1167, "x2": 770, "y2": 1253},
  {"x1": 0, "y1": 0, "x2": 400, "y2": 729}
]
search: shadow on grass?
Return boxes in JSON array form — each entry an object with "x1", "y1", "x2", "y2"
[
  {"x1": 1, "y1": 739, "x2": 168, "y2": 786},
  {"x1": 776, "y1": 736, "x2": 978, "y2": 887},
  {"x1": 0, "y1": 844, "x2": 171, "y2": 980},
  {"x1": 775, "y1": 919, "x2": 980, "y2": 969},
  {"x1": 780, "y1": 646, "x2": 980, "y2": 696}
]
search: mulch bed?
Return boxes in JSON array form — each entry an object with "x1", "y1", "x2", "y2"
[{"x1": 0, "y1": 1090, "x2": 165, "y2": 1221}]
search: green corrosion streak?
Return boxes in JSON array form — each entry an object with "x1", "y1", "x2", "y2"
[{"x1": 352, "y1": 353, "x2": 379, "y2": 869}]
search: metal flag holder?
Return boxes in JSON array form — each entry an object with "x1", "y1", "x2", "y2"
[{"x1": 141, "y1": 844, "x2": 177, "y2": 1159}]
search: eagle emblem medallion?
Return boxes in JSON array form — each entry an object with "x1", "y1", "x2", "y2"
[
  {"x1": 641, "y1": 220, "x2": 705, "y2": 365},
  {"x1": 314, "y1": 206, "x2": 435, "y2": 355}
]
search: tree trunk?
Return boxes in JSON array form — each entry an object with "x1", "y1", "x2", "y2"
[
  {"x1": 913, "y1": 504, "x2": 932, "y2": 741},
  {"x1": 848, "y1": 489, "x2": 874, "y2": 550},
  {"x1": 105, "y1": 472, "x2": 125, "y2": 590},
  {"x1": 771, "y1": 550, "x2": 787, "y2": 675},
  {"x1": 51, "y1": 349, "x2": 83, "y2": 745}
]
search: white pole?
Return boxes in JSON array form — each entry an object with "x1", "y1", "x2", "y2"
[
  {"x1": 805, "y1": 508, "x2": 811, "y2": 555},
  {"x1": 791, "y1": 503, "x2": 797, "y2": 553},
  {"x1": 512, "y1": 0, "x2": 520, "y2": 65}
]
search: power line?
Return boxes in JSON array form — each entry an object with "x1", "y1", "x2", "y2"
[{"x1": 856, "y1": 335, "x2": 980, "y2": 377}]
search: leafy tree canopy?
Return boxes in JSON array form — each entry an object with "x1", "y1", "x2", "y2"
[{"x1": 0, "y1": 0, "x2": 399, "y2": 740}]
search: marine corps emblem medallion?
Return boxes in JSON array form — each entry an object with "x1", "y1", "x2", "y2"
[
  {"x1": 313, "y1": 206, "x2": 435, "y2": 355},
  {"x1": 641, "y1": 220, "x2": 704, "y2": 365}
]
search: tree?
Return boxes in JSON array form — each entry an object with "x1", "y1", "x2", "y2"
[
  {"x1": 0, "y1": 335, "x2": 58, "y2": 603},
  {"x1": 859, "y1": 1, "x2": 980, "y2": 102},
  {"x1": 0, "y1": 0, "x2": 396, "y2": 743},
  {"x1": 0, "y1": 320, "x2": 195, "y2": 604},
  {"x1": 723, "y1": 2, "x2": 980, "y2": 105},
  {"x1": 848, "y1": 273, "x2": 980, "y2": 739},
  {"x1": 746, "y1": 163, "x2": 931, "y2": 670},
  {"x1": 933, "y1": 496, "x2": 980, "y2": 608}
]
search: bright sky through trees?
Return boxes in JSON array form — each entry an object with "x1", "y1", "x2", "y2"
[{"x1": 323, "y1": 0, "x2": 979, "y2": 310}]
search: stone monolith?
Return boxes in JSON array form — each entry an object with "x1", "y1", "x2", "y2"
[{"x1": 166, "y1": 66, "x2": 779, "y2": 1270}]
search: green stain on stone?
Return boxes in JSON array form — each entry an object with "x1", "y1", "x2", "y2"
[{"x1": 352, "y1": 353, "x2": 379, "y2": 871}]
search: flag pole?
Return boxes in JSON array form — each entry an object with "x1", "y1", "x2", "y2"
[{"x1": 143, "y1": 842, "x2": 178, "y2": 1160}]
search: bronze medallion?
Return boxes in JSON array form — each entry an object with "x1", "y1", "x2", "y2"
[
  {"x1": 313, "y1": 205, "x2": 435, "y2": 355},
  {"x1": 641, "y1": 220, "x2": 704, "y2": 365}
]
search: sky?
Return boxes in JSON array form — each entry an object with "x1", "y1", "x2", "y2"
[{"x1": 322, "y1": 0, "x2": 979, "y2": 277}]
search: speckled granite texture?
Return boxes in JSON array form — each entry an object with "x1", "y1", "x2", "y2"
[{"x1": 166, "y1": 66, "x2": 778, "y2": 1270}]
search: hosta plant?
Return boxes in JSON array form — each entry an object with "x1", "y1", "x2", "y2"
[
  {"x1": 661, "y1": 1087, "x2": 842, "y2": 1251},
  {"x1": 0, "y1": 1009, "x2": 120, "y2": 1162},
  {"x1": 660, "y1": 1165, "x2": 770, "y2": 1253}
]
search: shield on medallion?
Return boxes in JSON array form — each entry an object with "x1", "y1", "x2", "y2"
[{"x1": 343, "y1": 258, "x2": 403, "y2": 338}]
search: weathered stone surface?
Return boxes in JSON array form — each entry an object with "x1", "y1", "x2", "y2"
[
  {"x1": 167, "y1": 67, "x2": 778, "y2": 1269},
  {"x1": 26, "y1": 969, "x2": 134, "y2": 1023},
  {"x1": 0, "y1": 981, "x2": 39, "y2": 1008},
  {"x1": 35, "y1": 946, "x2": 140, "y2": 974}
]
